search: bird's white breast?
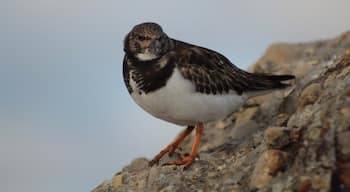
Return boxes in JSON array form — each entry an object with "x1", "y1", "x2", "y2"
[{"x1": 130, "y1": 68, "x2": 248, "y2": 125}]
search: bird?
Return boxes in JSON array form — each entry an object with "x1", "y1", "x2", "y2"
[{"x1": 122, "y1": 22, "x2": 295, "y2": 169}]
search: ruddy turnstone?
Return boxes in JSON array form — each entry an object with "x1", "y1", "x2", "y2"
[{"x1": 123, "y1": 22, "x2": 295, "y2": 168}]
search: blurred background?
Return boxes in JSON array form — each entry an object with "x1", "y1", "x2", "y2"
[{"x1": 1, "y1": 0, "x2": 350, "y2": 191}]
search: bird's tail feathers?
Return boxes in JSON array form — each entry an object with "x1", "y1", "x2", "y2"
[
  {"x1": 259, "y1": 74, "x2": 295, "y2": 81},
  {"x1": 245, "y1": 73, "x2": 295, "y2": 95}
]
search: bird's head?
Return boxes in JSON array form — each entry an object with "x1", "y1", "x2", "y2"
[{"x1": 124, "y1": 22, "x2": 173, "y2": 61}]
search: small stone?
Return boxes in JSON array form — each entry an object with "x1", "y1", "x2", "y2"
[
  {"x1": 250, "y1": 149, "x2": 288, "y2": 189},
  {"x1": 289, "y1": 127, "x2": 302, "y2": 143},
  {"x1": 298, "y1": 83, "x2": 322, "y2": 108},
  {"x1": 337, "y1": 161, "x2": 350, "y2": 187},
  {"x1": 298, "y1": 180, "x2": 312, "y2": 192},
  {"x1": 311, "y1": 173, "x2": 332, "y2": 190},
  {"x1": 307, "y1": 127, "x2": 322, "y2": 141},
  {"x1": 337, "y1": 107, "x2": 350, "y2": 132},
  {"x1": 340, "y1": 107, "x2": 350, "y2": 117},
  {"x1": 337, "y1": 131, "x2": 350, "y2": 160},
  {"x1": 215, "y1": 121, "x2": 226, "y2": 129},
  {"x1": 113, "y1": 174, "x2": 123, "y2": 188},
  {"x1": 264, "y1": 126, "x2": 290, "y2": 149},
  {"x1": 346, "y1": 48, "x2": 350, "y2": 55},
  {"x1": 275, "y1": 113, "x2": 290, "y2": 126}
]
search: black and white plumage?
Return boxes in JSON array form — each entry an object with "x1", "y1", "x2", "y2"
[
  {"x1": 123, "y1": 22, "x2": 294, "y2": 126},
  {"x1": 122, "y1": 22, "x2": 294, "y2": 167}
]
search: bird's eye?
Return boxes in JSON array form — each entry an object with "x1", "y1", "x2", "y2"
[{"x1": 136, "y1": 35, "x2": 146, "y2": 41}]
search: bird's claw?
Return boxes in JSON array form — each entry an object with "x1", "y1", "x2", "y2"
[{"x1": 162, "y1": 155, "x2": 195, "y2": 169}]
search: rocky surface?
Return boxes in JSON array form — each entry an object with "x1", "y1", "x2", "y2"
[{"x1": 93, "y1": 32, "x2": 350, "y2": 192}]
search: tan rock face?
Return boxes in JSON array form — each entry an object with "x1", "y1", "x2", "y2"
[
  {"x1": 264, "y1": 126, "x2": 290, "y2": 149},
  {"x1": 250, "y1": 149, "x2": 288, "y2": 189},
  {"x1": 231, "y1": 107, "x2": 259, "y2": 139},
  {"x1": 93, "y1": 32, "x2": 350, "y2": 192},
  {"x1": 248, "y1": 43, "x2": 304, "y2": 75},
  {"x1": 298, "y1": 83, "x2": 322, "y2": 109}
]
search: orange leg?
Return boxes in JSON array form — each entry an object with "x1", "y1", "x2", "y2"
[
  {"x1": 163, "y1": 123, "x2": 203, "y2": 169},
  {"x1": 149, "y1": 125, "x2": 195, "y2": 166}
]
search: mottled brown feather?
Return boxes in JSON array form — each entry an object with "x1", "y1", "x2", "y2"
[{"x1": 173, "y1": 40, "x2": 294, "y2": 95}]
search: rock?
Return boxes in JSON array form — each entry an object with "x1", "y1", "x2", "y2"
[
  {"x1": 337, "y1": 131, "x2": 350, "y2": 160},
  {"x1": 231, "y1": 107, "x2": 259, "y2": 139},
  {"x1": 112, "y1": 174, "x2": 123, "y2": 188},
  {"x1": 231, "y1": 120, "x2": 259, "y2": 140},
  {"x1": 92, "y1": 180, "x2": 114, "y2": 192},
  {"x1": 92, "y1": 31, "x2": 350, "y2": 192},
  {"x1": 250, "y1": 149, "x2": 288, "y2": 189},
  {"x1": 298, "y1": 83, "x2": 322, "y2": 108},
  {"x1": 122, "y1": 158, "x2": 148, "y2": 172},
  {"x1": 234, "y1": 107, "x2": 259, "y2": 129},
  {"x1": 337, "y1": 161, "x2": 350, "y2": 189},
  {"x1": 264, "y1": 126, "x2": 290, "y2": 149},
  {"x1": 298, "y1": 179, "x2": 312, "y2": 192},
  {"x1": 248, "y1": 43, "x2": 306, "y2": 76}
]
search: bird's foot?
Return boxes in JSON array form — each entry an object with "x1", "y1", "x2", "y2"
[
  {"x1": 148, "y1": 145, "x2": 177, "y2": 166},
  {"x1": 162, "y1": 155, "x2": 196, "y2": 169},
  {"x1": 148, "y1": 126, "x2": 195, "y2": 167}
]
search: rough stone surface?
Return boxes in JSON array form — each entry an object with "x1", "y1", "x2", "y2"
[
  {"x1": 298, "y1": 83, "x2": 322, "y2": 108},
  {"x1": 250, "y1": 149, "x2": 288, "y2": 189},
  {"x1": 93, "y1": 32, "x2": 350, "y2": 192},
  {"x1": 264, "y1": 126, "x2": 291, "y2": 149}
]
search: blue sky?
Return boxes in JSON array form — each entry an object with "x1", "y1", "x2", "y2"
[{"x1": 1, "y1": 1, "x2": 350, "y2": 192}]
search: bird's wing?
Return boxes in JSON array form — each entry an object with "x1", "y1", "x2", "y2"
[
  {"x1": 174, "y1": 40, "x2": 294, "y2": 95},
  {"x1": 123, "y1": 54, "x2": 133, "y2": 94}
]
